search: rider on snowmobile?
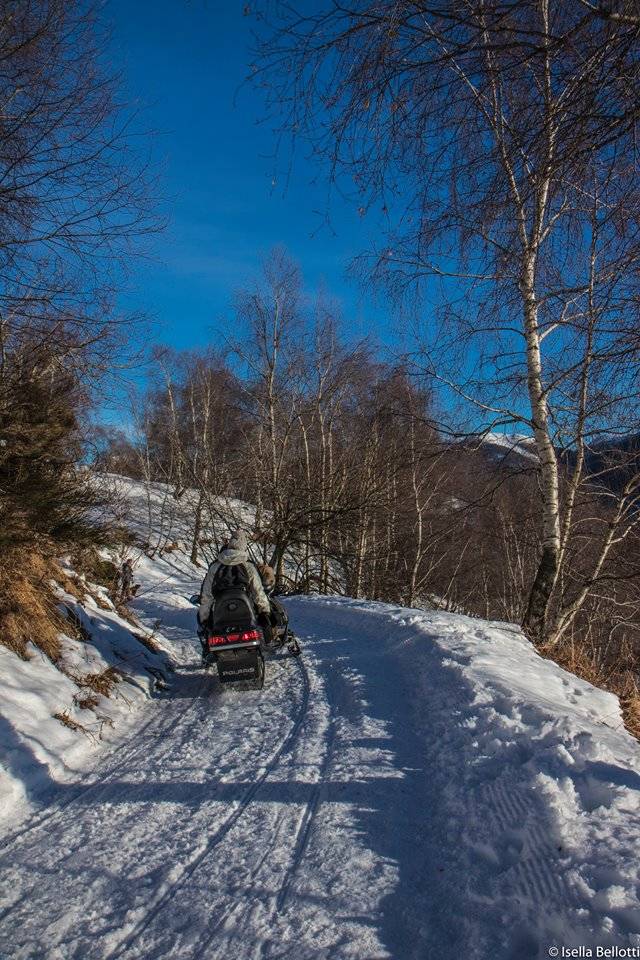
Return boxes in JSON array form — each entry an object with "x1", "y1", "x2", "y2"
[
  {"x1": 198, "y1": 530, "x2": 273, "y2": 651},
  {"x1": 256, "y1": 562, "x2": 292, "y2": 641}
]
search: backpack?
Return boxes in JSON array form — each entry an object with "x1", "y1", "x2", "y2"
[{"x1": 211, "y1": 562, "x2": 250, "y2": 594}]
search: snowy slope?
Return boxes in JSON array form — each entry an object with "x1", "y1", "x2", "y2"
[
  {"x1": 0, "y1": 471, "x2": 258, "y2": 836},
  {"x1": 106, "y1": 472, "x2": 256, "y2": 559},
  {"x1": 0, "y1": 566, "x2": 173, "y2": 832},
  {"x1": 105, "y1": 473, "x2": 328, "y2": 586},
  {"x1": 1, "y1": 545, "x2": 640, "y2": 959},
  {"x1": 481, "y1": 431, "x2": 539, "y2": 464}
]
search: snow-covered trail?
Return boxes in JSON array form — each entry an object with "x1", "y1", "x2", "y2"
[{"x1": 2, "y1": 559, "x2": 640, "y2": 960}]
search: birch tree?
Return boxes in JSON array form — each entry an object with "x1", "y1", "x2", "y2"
[
  {"x1": 231, "y1": 249, "x2": 305, "y2": 584},
  {"x1": 254, "y1": 0, "x2": 640, "y2": 645}
]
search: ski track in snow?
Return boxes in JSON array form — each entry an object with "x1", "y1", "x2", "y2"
[{"x1": 2, "y1": 557, "x2": 640, "y2": 959}]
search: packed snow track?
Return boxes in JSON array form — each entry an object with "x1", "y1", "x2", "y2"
[{"x1": 2, "y1": 559, "x2": 640, "y2": 959}]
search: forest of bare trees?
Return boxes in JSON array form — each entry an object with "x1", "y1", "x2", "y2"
[
  {"x1": 207, "y1": 0, "x2": 640, "y2": 725},
  {"x1": 98, "y1": 251, "x2": 447, "y2": 598},
  {"x1": 94, "y1": 237, "x2": 640, "y2": 734}
]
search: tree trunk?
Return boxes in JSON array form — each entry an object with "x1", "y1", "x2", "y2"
[
  {"x1": 270, "y1": 539, "x2": 286, "y2": 590},
  {"x1": 520, "y1": 262, "x2": 561, "y2": 643},
  {"x1": 190, "y1": 490, "x2": 204, "y2": 566}
]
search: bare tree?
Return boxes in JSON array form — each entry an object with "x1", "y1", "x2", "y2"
[
  {"x1": 253, "y1": 0, "x2": 640, "y2": 645},
  {"x1": 0, "y1": 1, "x2": 156, "y2": 365},
  {"x1": 0, "y1": 0, "x2": 157, "y2": 559},
  {"x1": 230, "y1": 248, "x2": 306, "y2": 583}
]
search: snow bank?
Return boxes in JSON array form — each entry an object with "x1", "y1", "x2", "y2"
[
  {"x1": 0, "y1": 470, "x2": 254, "y2": 833},
  {"x1": 291, "y1": 595, "x2": 640, "y2": 953},
  {"x1": 0, "y1": 567, "x2": 174, "y2": 831}
]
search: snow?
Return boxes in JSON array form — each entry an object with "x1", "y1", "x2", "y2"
[
  {"x1": 105, "y1": 472, "x2": 257, "y2": 560},
  {"x1": 0, "y1": 568, "x2": 172, "y2": 833},
  {"x1": 481, "y1": 431, "x2": 539, "y2": 464},
  {"x1": 2, "y1": 533, "x2": 640, "y2": 958},
  {"x1": 0, "y1": 643, "x2": 84, "y2": 816}
]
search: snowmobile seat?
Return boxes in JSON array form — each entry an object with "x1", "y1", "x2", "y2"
[{"x1": 210, "y1": 588, "x2": 256, "y2": 630}]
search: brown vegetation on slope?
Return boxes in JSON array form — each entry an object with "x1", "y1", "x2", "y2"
[{"x1": 0, "y1": 553, "x2": 66, "y2": 662}]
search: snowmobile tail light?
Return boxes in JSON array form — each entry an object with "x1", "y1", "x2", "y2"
[
  {"x1": 207, "y1": 629, "x2": 260, "y2": 646},
  {"x1": 208, "y1": 635, "x2": 229, "y2": 646}
]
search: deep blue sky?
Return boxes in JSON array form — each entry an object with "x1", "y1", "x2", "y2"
[{"x1": 107, "y1": 0, "x2": 393, "y2": 356}]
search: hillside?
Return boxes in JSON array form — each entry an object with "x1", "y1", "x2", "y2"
[
  {"x1": 1, "y1": 482, "x2": 640, "y2": 958},
  {"x1": 0, "y1": 557, "x2": 173, "y2": 829}
]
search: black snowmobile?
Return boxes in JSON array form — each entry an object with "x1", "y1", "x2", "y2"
[{"x1": 199, "y1": 584, "x2": 300, "y2": 690}]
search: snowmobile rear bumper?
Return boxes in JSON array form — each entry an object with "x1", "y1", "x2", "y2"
[{"x1": 207, "y1": 639, "x2": 261, "y2": 653}]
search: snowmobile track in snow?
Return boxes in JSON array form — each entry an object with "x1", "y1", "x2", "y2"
[
  {"x1": 274, "y1": 675, "x2": 337, "y2": 915},
  {"x1": 476, "y1": 777, "x2": 570, "y2": 906},
  {"x1": 0, "y1": 670, "x2": 209, "y2": 859},
  {"x1": 104, "y1": 654, "x2": 311, "y2": 960},
  {"x1": 182, "y1": 655, "x2": 336, "y2": 960}
]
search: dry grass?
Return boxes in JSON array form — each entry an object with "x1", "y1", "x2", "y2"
[
  {"x1": 114, "y1": 602, "x2": 139, "y2": 627},
  {"x1": 615, "y1": 676, "x2": 640, "y2": 741},
  {"x1": 0, "y1": 545, "x2": 120, "y2": 663},
  {"x1": 161, "y1": 541, "x2": 180, "y2": 554},
  {"x1": 0, "y1": 552, "x2": 66, "y2": 662},
  {"x1": 130, "y1": 630, "x2": 162, "y2": 654},
  {"x1": 68, "y1": 547, "x2": 119, "y2": 593},
  {"x1": 74, "y1": 666, "x2": 123, "y2": 697},
  {"x1": 59, "y1": 604, "x2": 92, "y2": 643},
  {"x1": 544, "y1": 639, "x2": 640, "y2": 739},
  {"x1": 547, "y1": 643, "x2": 606, "y2": 689},
  {"x1": 92, "y1": 594, "x2": 112, "y2": 611},
  {"x1": 73, "y1": 692, "x2": 99, "y2": 712},
  {"x1": 57, "y1": 571, "x2": 85, "y2": 601},
  {"x1": 59, "y1": 555, "x2": 117, "y2": 612},
  {"x1": 53, "y1": 709, "x2": 89, "y2": 736}
]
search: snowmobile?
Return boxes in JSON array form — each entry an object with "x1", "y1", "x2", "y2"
[{"x1": 199, "y1": 588, "x2": 300, "y2": 690}]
